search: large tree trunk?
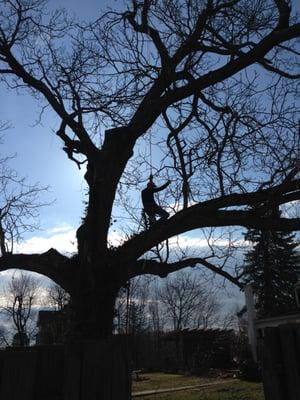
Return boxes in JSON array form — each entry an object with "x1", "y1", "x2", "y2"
[
  {"x1": 71, "y1": 275, "x2": 119, "y2": 340},
  {"x1": 64, "y1": 266, "x2": 131, "y2": 400},
  {"x1": 68, "y1": 144, "x2": 134, "y2": 398}
]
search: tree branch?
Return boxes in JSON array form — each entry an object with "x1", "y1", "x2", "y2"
[
  {"x1": 129, "y1": 257, "x2": 243, "y2": 288},
  {"x1": 259, "y1": 58, "x2": 300, "y2": 79},
  {"x1": 0, "y1": 249, "x2": 73, "y2": 290},
  {"x1": 120, "y1": 179, "x2": 300, "y2": 261},
  {"x1": 159, "y1": 23, "x2": 300, "y2": 110},
  {"x1": 274, "y1": 0, "x2": 291, "y2": 29},
  {"x1": 125, "y1": 3, "x2": 170, "y2": 68},
  {"x1": 0, "y1": 46, "x2": 97, "y2": 158}
]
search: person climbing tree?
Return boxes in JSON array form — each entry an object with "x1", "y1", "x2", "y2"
[{"x1": 141, "y1": 176, "x2": 170, "y2": 224}]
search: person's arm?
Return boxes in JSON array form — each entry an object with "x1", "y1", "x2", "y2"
[{"x1": 153, "y1": 180, "x2": 171, "y2": 193}]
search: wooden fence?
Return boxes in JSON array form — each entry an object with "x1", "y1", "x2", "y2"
[
  {"x1": 0, "y1": 337, "x2": 130, "y2": 400},
  {"x1": 261, "y1": 324, "x2": 300, "y2": 400}
]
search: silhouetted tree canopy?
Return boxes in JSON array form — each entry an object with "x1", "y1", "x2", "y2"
[
  {"x1": 243, "y1": 208, "x2": 300, "y2": 317},
  {"x1": 0, "y1": 0, "x2": 299, "y2": 341}
]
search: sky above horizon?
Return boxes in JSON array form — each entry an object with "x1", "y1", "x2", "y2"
[
  {"x1": 0, "y1": 0, "x2": 122, "y2": 248},
  {"x1": 0, "y1": 0, "x2": 299, "y2": 302}
]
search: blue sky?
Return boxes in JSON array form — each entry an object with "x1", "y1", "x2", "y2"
[
  {"x1": 0, "y1": 1, "x2": 119, "y2": 243},
  {"x1": 0, "y1": 0, "x2": 165, "y2": 252}
]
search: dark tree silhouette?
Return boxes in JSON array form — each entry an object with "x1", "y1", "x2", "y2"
[
  {"x1": 46, "y1": 283, "x2": 70, "y2": 312},
  {"x1": 243, "y1": 208, "x2": 300, "y2": 317},
  {"x1": 0, "y1": 0, "x2": 299, "y2": 386},
  {"x1": 0, "y1": 271, "x2": 40, "y2": 346},
  {"x1": 115, "y1": 276, "x2": 150, "y2": 335}
]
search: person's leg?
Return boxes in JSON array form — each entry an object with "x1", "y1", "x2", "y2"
[
  {"x1": 155, "y1": 207, "x2": 169, "y2": 220},
  {"x1": 148, "y1": 213, "x2": 156, "y2": 225},
  {"x1": 144, "y1": 207, "x2": 157, "y2": 226}
]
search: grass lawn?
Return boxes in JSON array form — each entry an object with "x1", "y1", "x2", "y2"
[
  {"x1": 132, "y1": 372, "x2": 264, "y2": 400},
  {"x1": 132, "y1": 372, "x2": 212, "y2": 392}
]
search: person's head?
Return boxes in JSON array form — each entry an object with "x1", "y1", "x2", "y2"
[{"x1": 147, "y1": 181, "x2": 156, "y2": 188}]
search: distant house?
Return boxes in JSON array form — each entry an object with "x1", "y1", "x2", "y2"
[
  {"x1": 242, "y1": 284, "x2": 300, "y2": 362},
  {"x1": 255, "y1": 312, "x2": 300, "y2": 337},
  {"x1": 36, "y1": 310, "x2": 68, "y2": 345}
]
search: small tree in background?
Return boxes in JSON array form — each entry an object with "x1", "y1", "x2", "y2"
[
  {"x1": 243, "y1": 208, "x2": 300, "y2": 317},
  {"x1": 0, "y1": 271, "x2": 40, "y2": 346},
  {"x1": 115, "y1": 276, "x2": 151, "y2": 335},
  {"x1": 0, "y1": 325, "x2": 9, "y2": 347},
  {"x1": 148, "y1": 281, "x2": 166, "y2": 334},
  {"x1": 35, "y1": 283, "x2": 71, "y2": 345},
  {"x1": 158, "y1": 270, "x2": 221, "y2": 330},
  {"x1": 47, "y1": 282, "x2": 70, "y2": 312}
]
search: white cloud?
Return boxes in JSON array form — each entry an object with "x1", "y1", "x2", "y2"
[
  {"x1": 12, "y1": 224, "x2": 252, "y2": 258},
  {"x1": 16, "y1": 227, "x2": 77, "y2": 254},
  {"x1": 168, "y1": 235, "x2": 227, "y2": 248},
  {"x1": 168, "y1": 234, "x2": 249, "y2": 250},
  {"x1": 108, "y1": 230, "x2": 128, "y2": 247},
  {"x1": 46, "y1": 224, "x2": 74, "y2": 235}
]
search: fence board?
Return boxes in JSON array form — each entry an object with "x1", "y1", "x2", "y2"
[
  {"x1": 279, "y1": 325, "x2": 300, "y2": 400},
  {"x1": 111, "y1": 336, "x2": 131, "y2": 400},
  {"x1": 64, "y1": 337, "x2": 130, "y2": 400},
  {"x1": 64, "y1": 341, "x2": 83, "y2": 400},
  {"x1": 0, "y1": 338, "x2": 130, "y2": 400},
  {"x1": 81, "y1": 340, "x2": 111, "y2": 400},
  {"x1": 0, "y1": 350, "x2": 37, "y2": 400},
  {"x1": 262, "y1": 327, "x2": 285, "y2": 400},
  {"x1": 261, "y1": 324, "x2": 300, "y2": 400},
  {"x1": 34, "y1": 345, "x2": 64, "y2": 400}
]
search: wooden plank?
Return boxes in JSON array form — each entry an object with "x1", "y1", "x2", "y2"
[
  {"x1": 80, "y1": 340, "x2": 111, "y2": 400},
  {"x1": 132, "y1": 379, "x2": 237, "y2": 398},
  {"x1": 0, "y1": 350, "x2": 4, "y2": 393},
  {"x1": 111, "y1": 336, "x2": 131, "y2": 400},
  {"x1": 279, "y1": 324, "x2": 300, "y2": 400},
  {"x1": 0, "y1": 350, "x2": 37, "y2": 400},
  {"x1": 63, "y1": 338, "x2": 131, "y2": 400},
  {"x1": 34, "y1": 345, "x2": 64, "y2": 400},
  {"x1": 245, "y1": 284, "x2": 257, "y2": 361},
  {"x1": 63, "y1": 341, "x2": 83, "y2": 400},
  {"x1": 262, "y1": 327, "x2": 285, "y2": 400},
  {"x1": 296, "y1": 324, "x2": 300, "y2": 359}
]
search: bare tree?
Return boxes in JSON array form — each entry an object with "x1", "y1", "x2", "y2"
[
  {"x1": 46, "y1": 282, "x2": 70, "y2": 312},
  {"x1": 0, "y1": 167, "x2": 49, "y2": 255},
  {"x1": 115, "y1": 276, "x2": 151, "y2": 335},
  {"x1": 0, "y1": 0, "x2": 299, "y2": 396},
  {"x1": 148, "y1": 280, "x2": 166, "y2": 333},
  {"x1": 0, "y1": 324, "x2": 9, "y2": 347},
  {"x1": 0, "y1": 122, "x2": 48, "y2": 255},
  {"x1": 158, "y1": 270, "x2": 221, "y2": 330},
  {"x1": 0, "y1": 271, "x2": 40, "y2": 346}
]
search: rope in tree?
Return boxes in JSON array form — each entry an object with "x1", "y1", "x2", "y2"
[
  {"x1": 296, "y1": 121, "x2": 300, "y2": 194},
  {"x1": 125, "y1": 280, "x2": 131, "y2": 335},
  {"x1": 146, "y1": 28, "x2": 154, "y2": 182},
  {"x1": 292, "y1": 121, "x2": 300, "y2": 181},
  {"x1": 148, "y1": 128, "x2": 153, "y2": 182}
]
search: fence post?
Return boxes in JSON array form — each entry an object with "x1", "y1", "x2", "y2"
[
  {"x1": 244, "y1": 284, "x2": 257, "y2": 362},
  {"x1": 279, "y1": 325, "x2": 300, "y2": 400},
  {"x1": 262, "y1": 324, "x2": 300, "y2": 400}
]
